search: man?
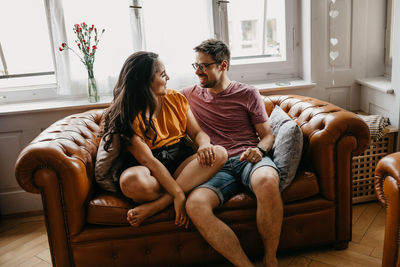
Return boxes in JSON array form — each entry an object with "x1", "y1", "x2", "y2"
[{"x1": 182, "y1": 39, "x2": 282, "y2": 267}]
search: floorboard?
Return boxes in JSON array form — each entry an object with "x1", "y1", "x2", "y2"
[{"x1": 0, "y1": 202, "x2": 386, "y2": 266}]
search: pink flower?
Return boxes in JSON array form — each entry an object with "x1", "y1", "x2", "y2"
[
  {"x1": 90, "y1": 53, "x2": 93, "y2": 56},
  {"x1": 82, "y1": 22, "x2": 86, "y2": 26}
]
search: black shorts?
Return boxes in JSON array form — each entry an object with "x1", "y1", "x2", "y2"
[{"x1": 121, "y1": 138, "x2": 195, "y2": 175}]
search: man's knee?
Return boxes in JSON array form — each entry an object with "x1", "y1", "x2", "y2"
[
  {"x1": 251, "y1": 167, "x2": 280, "y2": 197},
  {"x1": 186, "y1": 188, "x2": 218, "y2": 218}
]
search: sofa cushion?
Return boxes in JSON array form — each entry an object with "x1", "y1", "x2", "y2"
[
  {"x1": 269, "y1": 105, "x2": 303, "y2": 191},
  {"x1": 95, "y1": 135, "x2": 121, "y2": 193},
  {"x1": 87, "y1": 170, "x2": 320, "y2": 226}
]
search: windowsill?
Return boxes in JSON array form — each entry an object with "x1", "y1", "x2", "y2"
[
  {"x1": 356, "y1": 76, "x2": 393, "y2": 94},
  {"x1": 252, "y1": 79, "x2": 316, "y2": 94},
  {"x1": 0, "y1": 79, "x2": 315, "y2": 116},
  {"x1": 0, "y1": 95, "x2": 113, "y2": 116}
]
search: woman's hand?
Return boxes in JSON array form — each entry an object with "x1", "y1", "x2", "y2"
[
  {"x1": 173, "y1": 191, "x2": 189, "y2": 228},
  {"x1": 197, "y1": 144, "x2": 216, "y2": 167}
]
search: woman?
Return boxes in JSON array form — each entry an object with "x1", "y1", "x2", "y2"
[{"x1": 99, "y1": 51, "x2": 227, "y2": 227}]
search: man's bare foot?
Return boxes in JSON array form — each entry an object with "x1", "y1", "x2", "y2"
[
  {"x1": 127, "y1": 202, "x2": 160, "y2": 227},
  {"x1": 263, "y1": 256, "x2": 278, "y2": 267}
]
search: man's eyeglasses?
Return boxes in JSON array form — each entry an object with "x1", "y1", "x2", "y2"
[{"x1": 192, "y1": 62, "x2": 219, "y2": 72}]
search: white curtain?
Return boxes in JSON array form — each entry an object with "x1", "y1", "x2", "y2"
[
  {"x1": 47, "y1": 0, "x2": 213, "y2": 97},
  {"x1": 47, "y1": 0, "x2": 134, "y2": 97},
  {"x1": 141, "y1": 0, "x2": 213, "y2": 90}
]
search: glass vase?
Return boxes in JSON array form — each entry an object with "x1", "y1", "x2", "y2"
[{"x1": 87, "y1": 67, "x2": 100, "y2": 103}]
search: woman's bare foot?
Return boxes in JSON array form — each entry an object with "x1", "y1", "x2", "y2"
[{"x1": 127, "y1": 201, "x2": 161, "y2": 227}]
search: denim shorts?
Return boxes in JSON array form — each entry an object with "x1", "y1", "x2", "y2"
[{"x1": 197, "y1": 155, "x2": 278, "y2": 206}]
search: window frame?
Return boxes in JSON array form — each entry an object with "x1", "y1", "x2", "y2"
[
  {"x1": 212, "y1": 0, "x2": 300, "y2": 83},
  {"x1": 385, "y1": 0, "x2": 393, "y2": 78},
  {"x1": 0, "y1": 0, "x2": 57, "y2": 103}
]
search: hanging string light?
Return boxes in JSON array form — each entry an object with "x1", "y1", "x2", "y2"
[{"x1": 329, "y1": 0, "x2": 339, "y2": 86}]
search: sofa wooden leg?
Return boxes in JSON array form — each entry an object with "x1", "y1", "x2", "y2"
[{"x1": 334, "y1": 241, "x2": 349, "y2": 250}]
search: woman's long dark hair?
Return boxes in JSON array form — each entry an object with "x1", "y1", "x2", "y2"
[{"x1": 101, "y1": 51, "x2": 160, "y2": 151}]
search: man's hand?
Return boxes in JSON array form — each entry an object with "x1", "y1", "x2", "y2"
[
  {"x1": 197, "y1": 144, "x2": 216, "y2": 167},
  {"x1": 239, "y1": 147, "x2": 263, "y2": 163}
]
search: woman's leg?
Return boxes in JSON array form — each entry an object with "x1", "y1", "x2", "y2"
[
  {"x1": 174, "y1": 145, "x2": 227, "y2": 191},
  {"x1": 119, "y1": 165, "x2": 163, "y2": 203},
  {"x1": 127, "y1": 145, "x2": 227, "y2": 227}
]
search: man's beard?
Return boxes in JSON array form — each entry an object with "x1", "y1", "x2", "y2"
[{"x1": 199, "y1": 76, "x2": 217, "y2": 88}]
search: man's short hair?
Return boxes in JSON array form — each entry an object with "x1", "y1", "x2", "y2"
[{"x1": 194, "y1": 39, "x2": 231, "y2": 70}]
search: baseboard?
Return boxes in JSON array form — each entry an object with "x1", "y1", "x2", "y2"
[{"x1": 0, "y1": 190, "x2": 42, "y2": 215}]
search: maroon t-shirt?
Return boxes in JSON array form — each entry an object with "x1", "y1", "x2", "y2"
[{"x1": 182, "y1": 81, "x2": 268, "y2": 157}]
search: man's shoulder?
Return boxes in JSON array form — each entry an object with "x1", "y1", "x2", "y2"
[
  {"x1": 181, "y1": 85, "x2": 204, "y2": 98},
  {"x1": 231, "y1": 81, "x2": 257, "y2": 90},
  {"x1": 229, "y1": 81, "x2": 259, "y2": 97}
]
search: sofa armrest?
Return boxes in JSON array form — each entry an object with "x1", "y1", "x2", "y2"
[
  {"x1": 15, "y1": 109, "x2": 104, "y2": 235},
  {"x1": 375, "y1": 152, "x2": 400, "y2": 205},
  {"x1": 263, "y1": 95, "x2": 370, "y2": 200},
  {"x1": 374, "y1": 152, "x2": 400, "y2": 267}
]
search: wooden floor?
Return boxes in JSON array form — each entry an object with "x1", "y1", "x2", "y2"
[{"x1": 0, "y1": 201, "x2": 385, "y2": 267}]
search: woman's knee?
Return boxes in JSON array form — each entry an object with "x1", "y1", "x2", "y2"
[
  {"x1": 214, "y1": 145, "x2": 228, "y2": 166},
  {"x1": 119, "y1": 168, "x2": 160, "y2": 202}
]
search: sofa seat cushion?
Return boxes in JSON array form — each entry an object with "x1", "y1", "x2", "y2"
[{"x1": 87, "y1": 170, "x2": 320, "y2": 226}]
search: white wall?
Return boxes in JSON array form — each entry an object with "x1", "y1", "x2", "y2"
[
  {"x1": 392, "y1": 0, "x2": 400, "y2": 128},
  {"x1": 305, "y1": 0, "x2": 387, "y2": 111},
  {"x1": 0, "y1": 103, "x2": 108, "y2": 215}
]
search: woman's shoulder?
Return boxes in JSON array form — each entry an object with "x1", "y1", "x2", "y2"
[{"x1": 165, "y1": 89, "x2": 187, "y2": 103}]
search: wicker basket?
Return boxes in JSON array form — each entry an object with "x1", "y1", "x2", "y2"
[{"x1": 352, "y1": 129, "x2": 396, "y2": 203}]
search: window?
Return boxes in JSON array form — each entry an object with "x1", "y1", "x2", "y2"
[
  {"x1": 227, "y1": 0, "x2": 285, "y2": 60},
  {"x1": 133, "y1": 0, "x2": 299, "y2": 86},
  {"x1": 385, "y1": 0, "x2": 393, "y2": 77},
  {"x1": 213, "y1": 0, "x2": 299, "y2": 83},
  {"x1": 1, "y1": 0, "x2": 301, "y2": 103},
  {"x1": 0, "y1": 0, "x2": 56, "y2": 89},
  {"x1": 139, "y1": 0, "x2": 213, "y2": 89},
  {"x1": 60, "y1": 0, "x2": 133, "y2": 96}
]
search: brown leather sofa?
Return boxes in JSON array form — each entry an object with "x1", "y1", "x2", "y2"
[
  {"x1": 375, "y1": 152, "x2": 400, "y2": 267},
  {"x1": 15, "y1": 95, "x2": 370, "y2": 267}
]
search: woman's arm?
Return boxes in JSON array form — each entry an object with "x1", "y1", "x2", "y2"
[{"x1": 186, "y1": 109, "x2": 216, "y2": 166}]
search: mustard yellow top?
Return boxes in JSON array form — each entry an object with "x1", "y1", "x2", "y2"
[{"x1": 133, "y1": 89, "x2": 189, "y2": 150}]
